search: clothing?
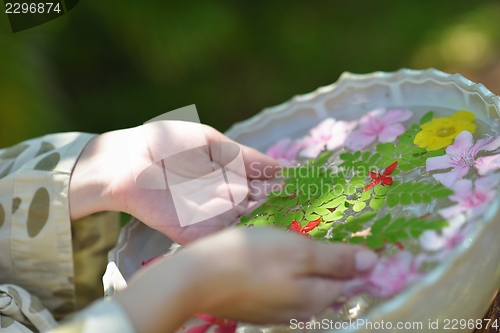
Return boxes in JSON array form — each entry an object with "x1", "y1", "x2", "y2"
[{"x1": 0, "y1": 133, "x2": 134, "y2": 333}]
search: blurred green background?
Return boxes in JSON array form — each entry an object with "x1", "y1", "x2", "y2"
[{"x1": 1, "y1": 0, "x2": 500, "y2": 147}]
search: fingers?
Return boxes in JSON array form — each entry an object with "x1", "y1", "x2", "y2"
[
  {"x1": 203, "y1": 125, "x2": 280, "y2": 179},
  {"x1": 296, "y1": 241, "x2": 378, "y2": 279}
]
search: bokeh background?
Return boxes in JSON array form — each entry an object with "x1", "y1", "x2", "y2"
[{"x1": 1, "y1": 0, "x2": 500, "y2": 147}]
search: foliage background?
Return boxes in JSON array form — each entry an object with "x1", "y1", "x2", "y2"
[{"x1": 1, "y1": 0, "x2": 500, "y2": 147}]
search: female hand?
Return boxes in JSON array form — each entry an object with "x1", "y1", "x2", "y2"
[
  {"x1": 69, "y1": 122, "x2": 280, "y2": 244},
  {"x1": 114, "y1": 227, "x2": 378, "y2": 333}
]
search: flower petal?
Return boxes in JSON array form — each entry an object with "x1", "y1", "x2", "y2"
[
  {"x1": 345, "y1": 130, "x2": 376, "y2": 150},
  {"x1": 475, "y1": 154, "x2": 500, "y2": 176},
  {"x1": 433, "y1": 166, "x2": 469, "y2": 188},
  {"x1": 449, "y1": 179, "x2": 473, "y2": 202},
  {"x1": 297, "y1": 137, "x2": 324, "y2": 158},
  {"x1": 426, "y1": 155, "x2": 454, "y2": 172},
  {"x1": 445, "y1": 131, "x2": 474, "y2": 157},
  {"x1": 186, "y1": 324, "x2": 213, "y2": 333},
  {"x1": 439, "y1": 204, "x2": 467, "y2": 220},
  {"x1": 474, "y1": 173, "x2": 500, "y2": 192},
  {"x1": 326, "y1": 120, "x2": 357, "y2": 150},
  {"x1": 266, "y1": 138, "x2": 293, "y2": 159},
  {"x1": 419, "y1": 230, "x2": 446, "y2": 251},
  {"x1": 470, "y1": 136, "x2": 500, "y2": 156},
  {"x1": 378, "y1": 123, "x2": 406, "y2": 143},
  {"x1": 215, "y1": 322, "x2": 238, "y2": 333},
  {"x1": 379, "y1": 108, "x2": 413, "y2": 125}
]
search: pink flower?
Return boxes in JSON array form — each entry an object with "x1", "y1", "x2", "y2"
[
  {"x1": 185, "y1": 314, "x2": 237, "y2": 333},
  {"x1": 426, "y1": 131, "x2": 500, "y2": 188},
  {"x1": 345, "y1": 108, "x2": 413, "y2": 151},
  {"x1": 266, "y1": 138, "x2": 303, "y2": 166},
  {"x1": 298, "y1": 118, "x2": 357, "y2": 158},
  {"x1": 438, "y1": 173, "x2": 500, "y2": 220},
  {"x1": 344, "y1": 252, "x2": 422, "y2": 298},
  {"x1": 419, "y1": 215, "x2": 466, "y2": 252}
]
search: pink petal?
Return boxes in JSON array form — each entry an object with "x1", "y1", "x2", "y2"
[
  {"x1": 345, "y1": 130, "x2": 376, "y2": 150},
  {"x1": 470, "y1": 136, "x2": 500, "y2": 156},
  {"x1": 379, "y1": 108, "x2": 413, "y2": 125},
  {"x1": 326, "y1": 120, "x2": 357, "y2": 150},
  {"x1": 419, "y1": 230, "x2": 446, "y2": 251},
  {"x1": 474, "y1": 173, "x2": 500, "y2": 192},
  {"x1": 439, "y1": 204, "x2": 467, "y2": 220},
  {"x1": 475, "y1": 154, "x2": 500, "y2": 176},
  {"x1": 449, "y1": 179, "x2": 473, "y2": 202},
  {"x1": 298, "y1": 139, "x2": 325, "y2": 158},
  {"x1": 266, "y1": 138, "x2": 293, "y2": 159},
  {"x1": 378, "y1": 123, "x2": 406, "y2": 143},
  {"x1": 433, "y1": 166, "x2": 469, "y2": 188},
  {"x1": 445, "y1": 131, "x2": 474, "y2": 158},
  {"x1": 426, "y1": 155, "x2": 454, "y2": 172},
  {"x1": 215, "y1": 322, "x2": 237, "y2": 333},
  {"x1": 185, "y1": 324, "x2": 213, "y2": 333},
  {"x1": 359, "y1": 108, "x2": 385, "y2": 126},
  {"x1": 309, "y1": 118, "x2": 336, "y2": 141}
]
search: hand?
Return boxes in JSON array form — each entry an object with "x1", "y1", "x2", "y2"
[
  {"x1": 69, "y1": 122, "x2": 280, "y2": 244},
  {"x1": 114, "y1": 227, "x2": 378, "y2": 333}
]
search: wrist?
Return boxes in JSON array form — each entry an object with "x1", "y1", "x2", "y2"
[{"x1": 69, "y1": 130, "x2": 127, "y2": 220}]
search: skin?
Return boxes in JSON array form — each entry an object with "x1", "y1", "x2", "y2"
[{"x1": 68, "y1": 122, "x2": 377, "y2": 333}]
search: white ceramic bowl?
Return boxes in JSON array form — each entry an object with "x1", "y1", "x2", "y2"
[{"x1": 105, "y1": 68, "x2": 500, "y2": 333}]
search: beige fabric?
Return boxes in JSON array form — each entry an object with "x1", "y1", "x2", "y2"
[{"x1": 0, "y1": 134, "x2": 133, "y2": 333}]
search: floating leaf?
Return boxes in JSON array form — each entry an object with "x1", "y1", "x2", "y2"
[
  {"x1": 376, "y1": 143, "x2": 395, "y2": 154},
  {"x1": 369, "y1": 197, "x2": 385, "y2": 210},
  {"x1": 419, "y1": 111, "x2": 434, "y2": 125},
  {"x1": 386, "y1": 193, "x2": 400, "y2": 207},
  {"x1": 367, "y1": 234, "x2": 385, "y2": 250},
  {"x1": 240, "y1": 216, "x2": 251, "y2": 224},
  {"x1": 324, "y1": 210, "x2": 344, "y2": 221},
  {"x1": 353, "y1": 201, "x2": 366, "y2": 212},
  {"x1": 429, "y1": 188, "x2": 453, "y2": 198},
  {"x1": 400, "y1": 193, "x2": 412, "y2": 205}
]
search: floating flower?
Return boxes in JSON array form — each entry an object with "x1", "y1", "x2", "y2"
[
  {"x1": 299, "y1": 118, "x2": 357, "y2": 158},
  {"x1": 363, "y1": 161, "x2": 398, "y2": 191},
  {"x1": 266, "y1": 138, "x2": 303, "y2": 166},
  {"x1": 414, "y1": 110, "x2": 476, "y2": 151},
  {"x1": 289, "y1": 218, "x2": 321, "y2": 235},
  {"x1": 426, "y1": 131, "x2": 500, "y2": 188},
  {"x1": 419, "y1": 215, "x2": 466, "y2": 252},
  {"x1": 345, "y1": 108, "x2": 413, "y2": 151},
  {"x1": 344, "y1": 252, "x2": 423, "y2": 298},
  {"x1": 438, "y1": 173, "x2": 500, "y2": 220},
  {"x1": 185, "y1": 314, "x2": 237, "y2": 333}
]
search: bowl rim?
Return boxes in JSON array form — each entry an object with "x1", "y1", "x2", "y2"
[{"x1": 224, "y1": 68, "x2": 500, "y2": 330}]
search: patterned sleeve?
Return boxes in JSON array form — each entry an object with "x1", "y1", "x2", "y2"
[{"x1": 0, "y1": 133, "x2": 135, "y2": 333}]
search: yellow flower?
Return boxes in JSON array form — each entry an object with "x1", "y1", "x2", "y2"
[{"x1": 413, "y1": 110, "x2": 477, "y2": 151}]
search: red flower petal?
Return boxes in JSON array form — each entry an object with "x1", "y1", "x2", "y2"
[
  {"x1": 380, "y1": 175, "x2": 393, "y2": 185},
  {"x1": 301, "y1": 218, "x2": 321, "y2": 233},
  {"x1": 289, "y1": 220, "x2": 302, "y2": 232},
  {"x1": 363, "y1": 178, "x2": 381, "y2": 191},
  {"x1": 369, "y1": 171, "x2": 379, "y2": 179},
  {"x1": 383, "y1": 161, "x2": 398, "y2": 175},
  {"x1": 185, "y1": 324, "x2": 213, "y2": 333}
]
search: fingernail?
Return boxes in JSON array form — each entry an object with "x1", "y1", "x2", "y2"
[{"x1": 355, "y1": 251, "x2": 378, "y2": 272}]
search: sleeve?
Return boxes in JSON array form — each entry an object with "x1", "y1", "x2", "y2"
[
  {"x1": 0, "y1": 284, "x2": 135, "y2": 333},
  {"x1": 0, "y1": 133, "x2": 135, "y2": 333}
]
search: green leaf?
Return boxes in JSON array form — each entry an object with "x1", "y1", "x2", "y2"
[
  {"x1": 370, "y1": 214, "x2": 391, "y2": 233},
  {"x1": 324, "y1": 210, "x2": 344, "y2": 221},
  {"x1": 368, "y1": 153, "x2": 381, "y2": 164},
  {"x1": 251, "y1": 204, "x2": 267, "y2": 217},
  {"x1": 294, "y1": 210, "x2": 304, "y2": 222},
  {"x1": 399, "y1": 163, "x2": 414, "y2": 172},
  {"x1": 282, "y1": 214, "x2": 296, "y2": 227},
  {"x1": 400, "y1": 192, "x2": 412, "y2": 205},
  {"x1": 353, "y1": 151, "x2": 361, "y2": 160},
  {"x1": 359, "y1": 190, "x2": 372, "y2": 201},
  {"x1": 369, "y1": 197, "x2": 385, "y2": 210},
  {"x1": 353, "y1": 201, "x2": 366, "y2": 212},
  {"x1": 240, "y1": 215, "x2": 251, "y2": 224},
  {"x1": 425, "y1": 220, "x2": 449, "y2": 229},
  {"x1": 349, "y1": 236, "x2": 366, "y2": 244},
  {"x1": 429, "y1": 188, "x2": 453, "y2": 198},
  {"x1": 412, "y1": 193, "x2": 422, "y2": 203},
  {"x1": 324, "y1": 196, "x2": 346, "y2": 208},
  {"x1": 367, "y1": 234, "x2": 385, "y2": 250},
  {"x1": 374, "y1": 184, "x2": 390, "y2": 196},
  {"x1": 316, "y1": 151, "x2": 333, "y2": 165},
  {"x1": 422, "y1": 193, "x2": 432, "y2": 203},
  {"x1": 340, "y1": 153, "x2": 353, "y2": 161},
  {"x1": 353, "y1": 211, "x2": 377, "y2": 224},
  {"x1": 253, "y1": 216, "x2": 269, "y2": 227},
  {"x1": 420, "y1": 111, "x2": 434, "y2": 125},
  {"x1": 345, "y1": 224, "x2": 364, "y2": 233},
  {"x1": 376, "y1": 143, "x2": 395, "y2": 154},
  {"x1": 315, "y1": 207, "x2": 331, "y2": 216},
  {"x1": 361, "y1": 151, "x2": 371, "y2": 161},
  {"x1": 386, "y1": 193, "x2": 400, "y2": 207}
]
